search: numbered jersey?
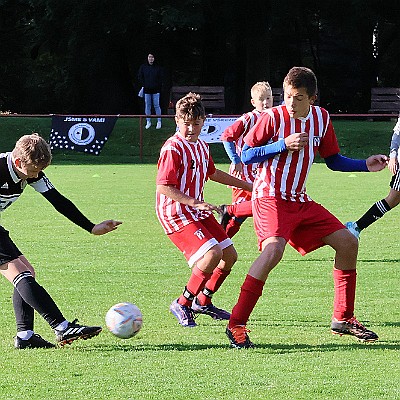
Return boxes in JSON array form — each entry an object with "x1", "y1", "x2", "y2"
[
  {"x1": 156, "y1": 133, "x2": 216, "y2": 234},
  {"x1": 0, "y1": 152, "x2": 54, "y2": 213}
]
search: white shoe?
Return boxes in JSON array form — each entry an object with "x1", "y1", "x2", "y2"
[
  {"x1": 145, "y1": 121, "x2": 151, "y2": 129},
  {"x1": 156, "y1": 121, "x2": 162, "y2": 129}
]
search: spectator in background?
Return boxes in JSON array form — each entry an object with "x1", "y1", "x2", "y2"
[{"x1": 138, "y1": 53, "x2": 163, "y2": 130}]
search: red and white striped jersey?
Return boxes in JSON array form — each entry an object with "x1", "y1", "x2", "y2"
[
  {"x1": 221, "y1": 109, "x2": 262, "y2": 184},
  {"x1": 156, "y1": 133, "x2": 216, "y2": 234},
  {"x1": 244, "y1": 105, "x2": 340, "y2": 202}
]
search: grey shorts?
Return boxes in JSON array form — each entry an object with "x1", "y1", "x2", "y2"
[
  {"x1": 390, "y1": 170, "x2": 400, "y2": 191},
  {"x1": 0, "y1": 226, "x2": 22, "y2": 266}
]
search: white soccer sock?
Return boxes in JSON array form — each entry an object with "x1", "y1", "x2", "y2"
[
  {"x1": 54, "y1": 320, "x2": 69, "y2": 332},
  {"x1": 17, "y1": 330, "x2": 34, "y2": 340}
]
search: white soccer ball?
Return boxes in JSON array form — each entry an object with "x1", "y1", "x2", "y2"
[{"x1": 105, "y1": 302, "x2": 143, "y2": 339}]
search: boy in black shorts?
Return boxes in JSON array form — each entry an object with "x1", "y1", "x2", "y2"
[{"x1": 1, "y1": 133, "x2": 122, "y2": 348}]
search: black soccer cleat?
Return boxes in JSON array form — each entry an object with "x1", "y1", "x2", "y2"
[
  {"x1": 14, "y1": 333, "x2": 56, "y2": 349},
  {"x1": 226, "y1": 325, "x2": 254, "y2": 349},
  {"x1": 55, "y1": 319, "x2": 102, "y2": 346},
  {"x1": 331, "y1": 317, "x2": 379, "y2": 342},
  {"x1": 218, "y1": 205, "x2": 232, "y2": 230}
]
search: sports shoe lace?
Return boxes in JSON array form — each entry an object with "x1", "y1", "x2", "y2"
[
  {"x1": 347, "y1": 317, "x2": 366, "y2": 332},
  {"x1": 231, "y1": 326, "x2": 251, "y2": 343}
]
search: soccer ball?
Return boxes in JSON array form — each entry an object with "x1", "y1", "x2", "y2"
[{"x1": 105, "y1": 302, "x2": 143, "y2": 339}]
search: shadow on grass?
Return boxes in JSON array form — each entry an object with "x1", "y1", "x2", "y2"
[{"x1": 82, "y1": 339, "x2": 400, "y2": 353}]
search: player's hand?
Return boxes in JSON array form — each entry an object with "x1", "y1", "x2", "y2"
[
  {"x1": 91, "y1": 220, "x2": 123, "y2": 235},
  {"x1": 232, "y1": 162, "x2": 243, "y2": 178},
  {"x1": 366, "y1": 154, "x2": 388, "y2": 172},
  {"x1": 193, "y1": 201, "x2": 220, "y2": 212},
  {"x1": 388, "y1": 157, "x2": 398, "y2": 175},
  {"x1": 285, "y1": 132, "x2": 309, "y2": 151}
]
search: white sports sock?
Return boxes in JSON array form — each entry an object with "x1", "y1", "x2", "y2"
[
  {"x1": 54, "y1": 320, "x2": 69, "y2": 332},
  {"x1": 17, "y1": 330, "x2": 34, "y2": 340}
]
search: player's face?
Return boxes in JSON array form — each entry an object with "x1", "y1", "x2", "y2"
[
  {"x1": 14, "y1": 158, "x2": 44, "y2": 179},
  {"x1": 251, "y1": 91, "x2": 273, "y2": 112},
  {"x1": 148, "y1": 54, "x2": 154, "y2": 65},
  {"x1": 284, "y1": 85, "x2": 316, "y2": 119},
  {"x1": 176, "y1": 117, "x2": 205, "y2": 142}
]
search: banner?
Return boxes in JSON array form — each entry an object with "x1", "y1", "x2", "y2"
[
  {"x1": 49, "y1": 116, "x2": 117, "y2": 155},
  {"x1": 199, "y1": 117, "x2": 238, "y2": 143}
]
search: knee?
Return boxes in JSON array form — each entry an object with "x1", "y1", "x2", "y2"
[
  {"x1": 337, "y1": 232, "x2": 359, "y2": 256},
  {"x1": 223, "y1": 245, "x2": 238, "y2": 266},
  {"x1": 207, "y1": 245, "x2": 224, "y2": 264}
]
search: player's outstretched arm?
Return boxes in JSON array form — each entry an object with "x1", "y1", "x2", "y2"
[
  {"x1": 91, "y1": 220, "x2": 122, "y2": 235},
  {"x1": 209, "y1": 169, "x2": 252, "y2": 192},
  {"x1": 324, "y1": 153, "x2": 387, "y2": 172}
]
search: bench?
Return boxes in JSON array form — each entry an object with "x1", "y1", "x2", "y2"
[
  {"x1": 170, "y1": 86, "x2": 225, "y2": 113},
  {"x1": 272, "y1": 87, "x2": 283, "y2": 106},
  {"x1": 369, "y1": 87, "x2": 400, "y2": 114}
]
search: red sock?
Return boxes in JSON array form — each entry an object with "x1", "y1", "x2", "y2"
[
  {"x1": 333, "y1": 269, "x2": 356, "y2": 321},
  {"x1": 229, "y1": 274, "x2": 264, "y2": 328},
  {"x1": 230, "y1": 201, "x2": 253, "y2": 218},
  {"x1": 225, "y1": 218, "x2": 241, "y2": 238},
  {"x1": 197, "y1": 268, "x2": 231, "y2": 305},
  {"x1": 178, "y1": 267, "x2": 212, "y2": 306}
]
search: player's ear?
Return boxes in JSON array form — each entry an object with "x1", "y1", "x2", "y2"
[
  {"x1": 310, "y1": 95, "x2": 317, "y2": 105},
  {"x1": 14, "y1": 157, "x2": 22, "y2": 168}
]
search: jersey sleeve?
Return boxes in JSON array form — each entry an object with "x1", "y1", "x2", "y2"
[
  {"x1": 41, "y1": 188, "x2": 95, "y2": 232},
  {"x1": 318, "y1": 119, "x2": 340, "y2": 158},
  {"x1": 221, "y1": 117, "x2": 246, "y2": 142},
  {"x1": 244, "y1": 112, "x2": 274, "y2": 147},
  {"x1": 28, "y1": 172, "x2": 55, "y2": 193},
  {"x1": 207, "y1": 153, "x2": 216, "y2": 178},
  {"x1": 156, "y1": 144, "x2": 181, "y2": 186}
]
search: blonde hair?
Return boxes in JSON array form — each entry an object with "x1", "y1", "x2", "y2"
[
  {"x1": 12, "y1": 133, "x2": 52, "y2": 168},
  {"x1": 251, "y1": 81, "x2": 272, "y2": 99},
  {"x1": 175, "y1": 92, "x2": 206, "y2": 121}
]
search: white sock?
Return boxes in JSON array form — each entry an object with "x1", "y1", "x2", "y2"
[
  {"x1": 17, "y1": 330, "x2": 34, "y2": 340},
  {"x1": 54, "y1": 320, "x2": 69, "y2": 332}
]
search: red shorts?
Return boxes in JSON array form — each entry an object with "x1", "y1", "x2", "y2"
[
  {"x1": 253, "y1": 197, "x2": 345, "y2": 255},
  {"x1": 168, "y1": 215, "x2": 232, "y2": 267},
  {"x1": 232, "y1": 188, "x2": 252, "y2": 204}
]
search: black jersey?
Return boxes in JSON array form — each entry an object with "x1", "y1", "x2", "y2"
[
  {"x1": 0, "y1": 152, "x2": 94, "y2": 232},
  {"x1": 0, "y1": 152, "x2": 54, "y2": 212}
]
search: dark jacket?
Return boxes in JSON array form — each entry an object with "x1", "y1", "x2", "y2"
[{"x1": 137, "y1": 63, "x2": 163, "y2": 94}]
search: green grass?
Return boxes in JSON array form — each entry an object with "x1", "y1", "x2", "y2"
[{"x1": 0, "y1": 162, "x2": 399, "y2": 400}]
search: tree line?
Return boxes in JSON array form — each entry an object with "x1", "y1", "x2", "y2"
[{"x1": 1, "y1": 0, "x2": 399, "y2": 115}]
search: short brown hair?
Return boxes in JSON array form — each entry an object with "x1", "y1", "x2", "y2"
[
  {"x1": 283, "y1": 67, "x2": 318, "y2": 97},
  {"x1": 12, "y1": 133, "x2": 52, "y2": 168},
  {"x1": 175, "y1": 92, "x2": 206, "y2": 121}
]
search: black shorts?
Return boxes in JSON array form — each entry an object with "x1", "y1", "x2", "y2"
[
  {"x1": 0, "y1": 226, "x2": 22, "y2": 265},
  {"x1": 390, "y1": 170, "x2": 400, "y2": 191}
]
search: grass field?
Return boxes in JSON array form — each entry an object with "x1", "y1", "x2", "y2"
[{"x1": 0, "y1": 160, "x2": 399, "y2": 399}]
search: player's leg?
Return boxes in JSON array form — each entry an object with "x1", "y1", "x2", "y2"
[
  {"x1": 227, "y1": 237, "x2": 285, "y2": 349},
  {"x1": 192, "y1": 216, "x2": 237, "y2": 316},
  {"x1": 226, "y1": 197, "x2": 289, "y2": 348},
  {"x1": 346, "y1": 173, "x2": 400, "y2": 238},
  {"x1": 322, "y1": 229, "x2": 378, "y2": 342},
  {"x1": 2, "y1": 257, "x2": 102, "y2": 347},
  {"x1": 219, "y1": 189, "x2": 252, "y2": 237},
  {"x1": 167, "y1": 220, "x2": 222, "y2": 326},
  {"x1": 9, "y1": 255, "x2": 51, "y2": 349}
]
